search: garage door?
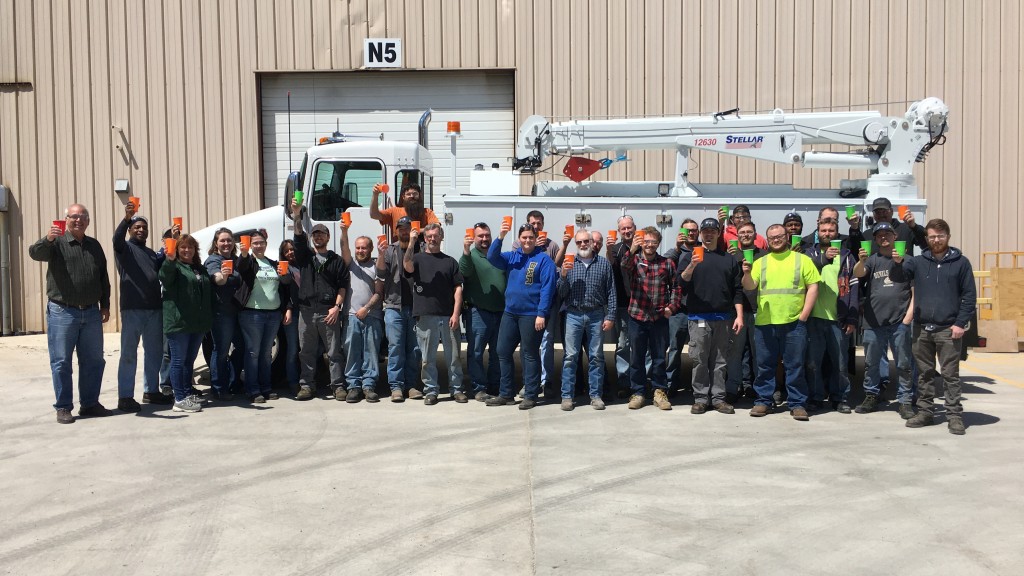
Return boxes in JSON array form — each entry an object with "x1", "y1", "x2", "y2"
[{"x1": 260, "y1": 70, "x2": 515, "y2": 208}]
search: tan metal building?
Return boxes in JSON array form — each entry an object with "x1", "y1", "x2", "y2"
[{"x1": 0, "y1": 0, "x2": 1021, "y2": 333}]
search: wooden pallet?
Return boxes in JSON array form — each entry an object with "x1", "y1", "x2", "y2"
[{"x1": 977, "y1": 252, "x2": 1024, "y2": 349}]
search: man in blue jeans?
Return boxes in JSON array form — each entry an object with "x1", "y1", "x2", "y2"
[
  {"x1": 29, "y1": 203, "x2": 112, "y2": 424},
  {"x1": 853, "y1": 222, "x2": 916, "y2": 419},
  {"x1": 460, "y1": 223, "x2": 506, "y2": 401},
  {"x1": 113, "y1": 201, "x2": 171, "y2": 411},
  {"x1": 558, "y1": 229, "x2": 616, "y2": 411},
  {"x1": 741, "y1": 224, "x2": 820, "y2": 421},
  {"x1": 377, "y1": 217, "x2": 423, "y2": 401}
]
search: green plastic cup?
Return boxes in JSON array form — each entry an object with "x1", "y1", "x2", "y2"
[
  {"x1": 729, "y1": 239, "x2": 739, "y2": 250},
  {"x1": 894, "y1": 241, "x2": 907, "y2": 257},
  {"x1": 721, "y1": 205, "x2": 730, "y2": 217},
  {"x1": 679, "y1": 227, "x2": 689, "y2": 239},
  {"x1": 860, "y1": 240, "x2": 871, "y2": 254},
  {"x1": 743, "y1": 249, "x2": 754, "y2": 264},
  {"x1": 830, "y1": 240, "x2": 842, "y2": 249},
  {"x1": 294, "y1": 190, "x2": 304, "y2": 206},
  {"x1": 791, "y1": 235, "x2": 801, "y2": 247},
  {"x1": 845, "y1": 205, "x2": 856, "y2": 219}
]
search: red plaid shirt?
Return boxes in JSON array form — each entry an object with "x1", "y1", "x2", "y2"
[{"x1": 620, "y1": 251, "x2": 682, "y2": 321}]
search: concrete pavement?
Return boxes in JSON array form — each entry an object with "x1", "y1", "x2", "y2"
[{"x1": 1, "y1": 333, "x2": 1022, "y2": 575}]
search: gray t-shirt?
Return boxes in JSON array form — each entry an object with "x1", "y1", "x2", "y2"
[
  {"x1": 345, "y1": 258, "x2": 383, "y2": 319},
  {"x1": 861, "y1": 254, "x2": 912, "y2": 328}
]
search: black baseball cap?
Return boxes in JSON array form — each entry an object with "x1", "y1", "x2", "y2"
[
  {"x1": 699, "y1": 218, "x2": 721, "y2": 231},
  {"x1": 871, "y1": 197, "x2": 893, "y2": 211},
  {"x1": 310, "y1": 223, "x2": 330, "y2": 235},
  {"x1": 396, "y1": 216, "x2": 412, "y2": 228},
  {"x1": 783, "y1": 212, "x2": 802, "y2": 224},
  {"x1": 872, "y1": 222, "x2": 895, "y2": 236}
]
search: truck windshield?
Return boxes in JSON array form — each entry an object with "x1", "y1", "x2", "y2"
[{"x1": 309, "y1": 159, "x2": 385, "y2": 221}]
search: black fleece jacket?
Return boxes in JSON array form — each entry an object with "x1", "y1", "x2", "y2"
[{"x1": 902, "y1": 247, "x2": 976, "y2": 329}]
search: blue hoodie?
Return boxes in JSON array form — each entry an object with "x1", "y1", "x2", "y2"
[{"x1": 487, "y1": 237, "x2": 557, "y2": 318}]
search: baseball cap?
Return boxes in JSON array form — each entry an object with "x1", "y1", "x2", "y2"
[
  {"x1": 396, "y1": 216, "x2": 412, "y2": 228},
  {"x1": 310, "y1": 223, "x2": 330, "y2": 235},
  {"x1": 871, "y1": 197, "x2": 893, "y2": 211},
  {"x1": 783, "y1": 212, "x2": 802, "y2": 224},
  {"x1": 872, "y1": 222, "x2": 895, "y2": 236},
  {"x1": 699, "y1": 217, "x2": 721, "y2": 231}
]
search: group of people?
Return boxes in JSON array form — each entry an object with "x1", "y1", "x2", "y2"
[{"x1": 30, "y1": 190, "x2": 977, "y2": 435}]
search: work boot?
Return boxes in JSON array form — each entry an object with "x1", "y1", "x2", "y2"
[
  {"x1": 363, "y1": 388, "x2": 380, "y2": 403},
  {"x1": 117, "y1": 398, "x2": 142, "y2": 413},
  {"x1": 560, "y1": 398, "x2": 574, "y2": 411},
  {"x1": 652, "y1": 389, "x2": 672, "y2": 410},
  {"x1": 713, "y1": 402, "x2": 735, "y2": 415},
  {"x1": 55, "y1": 408, "x2": 75, "y2": 424},
  {"x1": 423, "y1": 394, "x2": 439, "y2": 406},
  {"x1": 906, "y1": 411, "x2": 935, "y2": 428},
  {"x1": 749, "y1": 404, "x2": 771, "y2": 417},
  {"x1": 836, "y1": 402, "x2": 852, "y2": 414},
  {"x1": 251, "y1": 394, "x2": 266, "y2": 404},
  {"x1": 334, "y1": 387, "x2": 348, "y2": 401},
  {"x1": 947, "y1": 416, "x2": 966, "y2": 435},
  {"x1": 474, "y1": 391, "x2": 493, "y2": 402},
  {"x1": 407, "y1": 388, "x2": 424, "y2": 400},
  {"x1": 296, "y1": 386, "x2": 313, "y2": 400},
  {"x1": 485, "y1": 396, "x2": 515, "y2": 406},
  {"x1": 390, "y1": 389, "x2": 405, "y2": 403},
  {"x1": 78, "y1": 403, "x2": 113, "y2": 418},
  {"x1": 855, "y1": 394, "x2": 879, "y2": 414},
  {"x1": 627, "y1": 394, "x2": 645, "y2": 410},
  {"x1": 346, "y1": 387, "x2": 363, "y2": 403},
  {"x1": 519, "y1": 398, "x2": 536, "y2": 410},
  {"x1": 590, "y1": 396, "x2": 606, "y2": 410},
  {"x1": 791, "y1": 406, "x2": 810, "y2": 421},
  {"x1": 453, "y1": 392, "x2": 469, "y2": 403},
  {"x1": 690, "y1": 403, "x2": 708, "y2": 415},
  {"x1": 897, "y1": 403, "x2": 915, "y2": 420}
]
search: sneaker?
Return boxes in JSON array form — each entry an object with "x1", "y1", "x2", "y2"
[
  {"x1": 486, "y1": 396, "x2": 515, "y2": 406},
  {"x1": 627, "y1": 394, "x2": 645, "y2": 410},
  {"x1": 560, "y1": 398, "x2": 574, "y2": 411},
  {"x1": 390, "y1": 389, "x2": 405, "y2": 403},
  {"x1": 142, "y1": 392, "x2": 174, "y2": 405},
  {"x1": 424, "y1": 394, "x2": 439, "y2": 406},
  {"x1": 948, "y1": 416, "x2": 966, "y2": 435},
  {"x1": 713, "y1": 402, "x2": 735, "y2": 415},
  {"x1": 172, "y1": 397, "x2": 202, "y2": 413},
  {"x1": 906, "y1": 412, "x2": 935, "y2": 428},
  {"x1": 653, "y1": 389, "x2": 672, "y2": 410},
  {"x1": 453, "y1": 392, "x2": 469, "y2": 404},
  {"x1": 364, "y1": 388, "x2": 380, "y2": 403},
  {"x1": 791, "y1": 407, "x2": 810, "y2": 421},
  {"x1": 56, "y1": 408, "x2": 75, "y2": 424},
  {"x1": 407, "y1": 388, "x2": 424, "y2": 400},
  {"x1": 690, "y1": 403, "x2": 708, "y2": 415},
  {"x1": 474, "y1": 391, "x2": 493, "y2": 402},
  {"x1": 252, "y1": 395, "x2": 266, "y2": 404},
  {"x1": 266, "y1": 392, "x2": 279, "y2": 400},
  {"x1": 749, "y1": 404, "x2": 771, "y2": 417},
  {"x1": 334, "y1": 387, "x2": 348, "y2": 401},
  {"x1": 117, "y1": 398, "x2": 142, "y2": 413},
  {"x1": 78, "y1": 403, "x2": 113, "y2": 418},
  {"x1": 519, "y1": 398, "x2": 536, "y2": 410},
  {"x1": 296, "y1": 386, "x2": 313, "y2": 401},
  {"x1": 836, "y1": 402, "x2": 852, "y2": 414},
  {"x1": 590, "y1": 396, "x2": 606, "y2": 410},
  {"x1": 897, "y1": 403, "x2": 915, "y2": 420},
  {"x1": 346, "y1": 388, "x2": 363, "y2": 403},
  {"x1": 855, "y1": 394, "x2": 880, "y2": 414}
]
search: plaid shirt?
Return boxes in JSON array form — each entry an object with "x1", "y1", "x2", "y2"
[
  {"x1": 620, "y1": 251, "x2": 682, "y2": 322},
  {"x1": 556, "y1": 254, "x2": 616, "y2": 322}
]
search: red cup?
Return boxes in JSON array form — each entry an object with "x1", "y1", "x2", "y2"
[
  {"x1": 222, "y1": 260, "x2": 234, "y2": 274},
  {"x1": 277, "y1": 261, "x2": 289, "y2": 275},
  {"x1": 693, "y1": 246, "x2": 705, "y2": 261},
  {"x1": 341, "y1": 212, "x2": 352, "y2": 227},
  {"x1": 53, "y1": 220, "x2": 67, "y2": 233},
  {"x1": 377, "y1": 234, "x2": 388, "y2": 247},
  {"x1": 565, "y1": 254, "x2": 576, "y2": 268},
  {"x1": 164, "y1": 238, "x2": 177, "y2": 254}
]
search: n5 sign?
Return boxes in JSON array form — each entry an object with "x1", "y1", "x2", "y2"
[{"x1": 364, "y1": 39, "x2": 402, "y2": 68}]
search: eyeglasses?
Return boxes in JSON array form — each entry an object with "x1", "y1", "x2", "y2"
[
  {"x1": 66, "y1": 214, "x2": 88, "y2": 220},
  {"x1": 927, "y1": 234, "x2": 948, "y2": 240},
  {"x1": 766, "y1": 234, "x2": 787, "y2": 242},
  {"x1": 575, "y1": 239, "x2": 592, "y2": 245}
]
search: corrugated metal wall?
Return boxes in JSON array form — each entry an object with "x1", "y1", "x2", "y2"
[{"x1": 0, "y1": 0, "x2": 1020, "y2": 333}]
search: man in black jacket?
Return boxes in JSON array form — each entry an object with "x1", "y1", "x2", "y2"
[
  {"x1": 290, "y1": 200, "x2": 349, "y2": 401},
  {"x1": 113, "y1": 202, "x2": 171, "y2": 411},
  {"x1": 902, "y1": 219, "x2": 976, "y2": 435},
  {"x1": 849, "y1": 197, "x2": 929, "y2": 256},
  {"x1": 678, "y1": 218, "x2": 744, "y2": 414}
]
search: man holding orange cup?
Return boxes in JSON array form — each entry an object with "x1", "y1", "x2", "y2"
[
  {"x1": 557, "y1": 229, "x2": 616, "y2": 410},
  {"x1": 860, "y1": 197, "x2": 928, "y2": 257},
  {"x1": 460, "y1": 222, "x2": 506, "y2": 401},
  {"x1": 370, "y1": 182, "x2": 439, "y2": 236},
  {"x1": 605, "y1": 215, "x2": 638, "y2": 401},
  {"x1": 338, "y1": 214, "x2": 384, "y2": 403},
  {"x1": 678, "y1": 218, "x2": 744, "y2": 415}
]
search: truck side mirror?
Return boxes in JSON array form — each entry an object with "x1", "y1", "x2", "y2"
[{"x1": 283, "y1": 171, "x2": 300, "y2": 207}]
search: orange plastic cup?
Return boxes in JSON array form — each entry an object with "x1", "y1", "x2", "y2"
[
  {"x1": 538, "y1": 231, "x2": 548, "y2": 241},
  {"x1": 565, "y1": 254, "x2": 576, "y2": 268},
  {"x1": 502, "y1": 216, "x2": 513, "y2": 230},
  {"x1": 164, "y1": 237, "x2": 177, "y2": 254},
  {"x1": 277, "y1": 261, "x2": 289, "y2": 275},
  {"x1": 608, "y1": 230, "x2": 617, "y2": 242},
  {"x1": 636, "y1": 230, "x2": 646, "y2": 241},
  {"x1": 465, "y1": 228, "x2": 474, "y2": 237},
  {"x1": 898, "y1": 205, "x2": 910, "y2": 221},
  {"x1": 565, "y1": 225, "x2": 575, "y2": 237},
  {"x1": 172, "y1": 216, "x2": 183, "y2": 228},
  {"x1": 128, "y1": 197, "x2": 140, "y2": 211},
  {"x1": 240, "y1": 235, "x2": 251, "y2": 249},
  {"x1": 222, "y1": 260, "x2": 234, "y2": 274},
  {"x1": 341, "y1": 212, "x2": 351, "y2": 226},
  {"x1": 380, "y1": 183, "x2": 390, "y2": 193},
  {"x1": 693, "y1": 246, "x2": 705, "y2": 261},
  {"x1": 377, "y1": 234, "x2": 388, "y2": 246},
  {"x1": 411, "y1": 221, "x2": 421, "y2": 233}
]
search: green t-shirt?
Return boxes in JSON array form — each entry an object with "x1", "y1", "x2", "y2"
[
  {"x1": 459, "y1": 247, "x2": 507, "y2": 313},
  {"x1": 811, "y1": 257, "x2": 840, "y2": 320},
  {"x1": 749, "y1": 250, "x2": 821, "y2": 326},
  {"x1": 247, "y1": 257, "x2": 281, "y2": 310}
]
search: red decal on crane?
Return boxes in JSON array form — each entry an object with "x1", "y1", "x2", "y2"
[{"x1": 563, "y1": 157, "x2": 603, "y2": 183}]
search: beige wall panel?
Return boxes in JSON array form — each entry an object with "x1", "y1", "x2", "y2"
[
  {"x1": 979, "y1": 0, "x2": 1001, "y2": 250},
  {"x1": 478, "y1": 0, "x2": 497, "y2": 67},
  {"x1": 587, "y1": 0, "x2": 607, "y2": 119},
  {"x1": 698, "y1": 0, "x2": 720, "y2": 185},
  {"x1": 568, "y1": 0, "x2": 588, "y2": 118},
  {"x1": 367, "y1": 0, "x2": 386, "y2": 39},
  {"x1": 532, "y1": 1, "x2": 553, "y2": 117},
  {"x1": 997, "y1": 0, "x2": 1018, "y2": 252},
  {"x1": 293, "y1": 0, "x2": 314, "y2": 69},
  {"x1": 275, "y1": 0, "x2": 296, "y2": 70},
  {"x1": 459, "y1": 0, "x2": 480, "y2": 68},
  {"x1": 237, "y1": 5, "x2": 261, "y2": 219},
  {"x1": 400, "y1": 0, "x2": 423, "y2": 68},
  {"x1": 162, "y1": 0, "x2": 190, "y2": 227},
  {"x1": 256, "y1": 1, "x2": 277, "y2": 70},
  {"x1": 0, "y1": 0, "x2": 15, "y2": 78},
  {"x1": 200, "y1": 0, "x2": 226, "y2": 225},
  {"x1": 551, "y1": 0, "x2": 570, "y2": 120},
  {"x1": 809, "y1": 0, "x2": 832, "y2": 190},
  {"x1": 11, "y1": 0, "x2": 38, "y2": 332},
  {"x1": 439, "y1": 0, "x2": 461, "y2": 67},
  {"x1": 771, "y1": 0, "x2": 793, "y2": 184},
  {"x1": 790, "y1": 0, "x2": 812, "y2": 190},
  {"x1": 717, "y1": 0, "x2": 738, "y2": 185},
  {"x1": 312, "y1": 0, "x2": 332, "y2": 69},
  {"x1": 733, "y1": 0, "x2": 757, "y2": 185},
  {"x1": 220, "y1": 0, "x2": 247, "y2": 221},
  {"x1": 960, "y1": 1, "x2": 982, "y2": 263},
  {"x1": 182, "y1": 0, "x2": 211, "y2": 231},
  {"x1": 421, "y1": 0, "x2": 442, "y2": 68},
  {"x1": 753, "y1": 0, "x2": 775, "y2": 184},
  {"x1": 28, "y1": 0, "x2": 56, "y2": 332},
  {"x1": 70, "y1": 0, "x2": 96, "y2": 210},
  {"x1": 829, "y1": 0, "x2": 852, "y2": 185},
  {"x1": 644, "y1": 0, "x2": 667, "y2": 179},
  {"x1": 940, "y1": 0, "x2": 963, "y2": 228},
  {"x1": 495, "y1": 0, "x2": 515, "y2": 68},
  {"x1": 1019, "y1": 0, "x2": 1024, "y2": 244}
]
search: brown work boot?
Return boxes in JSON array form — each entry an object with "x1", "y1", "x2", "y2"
[
  {"x1": 627, "y1": 394, "x2": 645, "y2": 410},
  {"x1": 296, "y1": 386, "x2": 313, "y2": 400},
  {"x1": 407, "y1": 388, "x2": 424, "y2": 400},
  {"x1": 947, "y1": 416, "x2": 966, "y2": 435},
  {"x1": 690, "y1": 403, "x2": 708, "y2": 415},
  {"x1": 652, "y1": 389, "x2": 672, "y2": 410},
  {"x1": 791, "y1": 406, "x2": 810, "y2": 421},
  {"x1": 333, "y1": 387, "x2": 347, "y2": 401},
  {"x1": 390, "y1": 389, "x2": 405, "y2": 403},
  {"x1": 906, "y1": 411, "x2": 935, "y2": 428},
  {"x1": 55, "y1": 408, "x2": 75, "y2": 424},
  {"x1": 749, "y1": 404, "x2": 771, "y2": 417},
  {"x1": 713, "y1": 402, "x2": 735, "y2": 414}
]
